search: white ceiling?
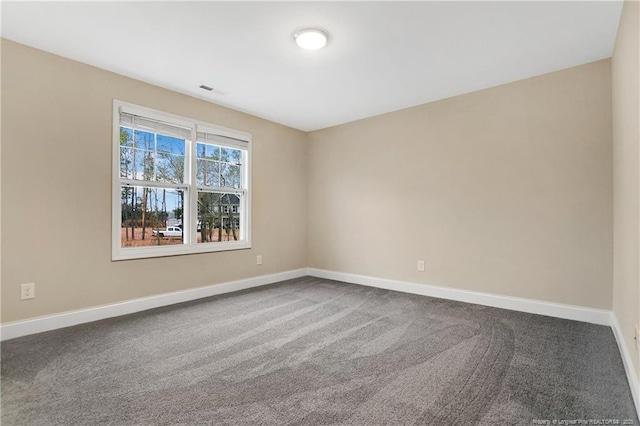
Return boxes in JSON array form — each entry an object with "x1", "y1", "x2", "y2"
[{"x1": 1, "y1": 1, "x2": 624, "y2": 132}]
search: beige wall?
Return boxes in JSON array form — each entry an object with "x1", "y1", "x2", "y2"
[
  {"x1": 0, "y1": 38, "x2": 620, "y2": 325},
  {"x1": 308, "y1": 60, "x2": 613, "y2": 309},
  {"x1": 1, "y1": 39, "x2": 308, "y2": 323},
  {"x1": 0, "y1": 39, "x2": 3, "y2": 324},
  {"x1": 612, "y1": 0, "x2": 640, "y2": 379}
]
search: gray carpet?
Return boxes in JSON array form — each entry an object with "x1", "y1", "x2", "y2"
[{"x1": 1, "y1": 277, "x2": 637, "y2": 425}]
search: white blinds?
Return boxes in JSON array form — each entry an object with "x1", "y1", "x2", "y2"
[
  {"x1": 196, "y1": 131, "x2": 248, "y2": 149},
  {"x1": 120, "y1": 112, "x2": 192, "y2": 141},
  {"x1": 119, "y1": 105, "x2": 251, "y2": 148}
]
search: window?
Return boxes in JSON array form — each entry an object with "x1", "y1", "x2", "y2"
[{"x1": 112, "y1": 101, "x2": 251, "y2": 260}]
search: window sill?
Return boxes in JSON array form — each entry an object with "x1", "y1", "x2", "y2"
[{"x1": 112, "y1": 241, "x2": 252, "y2": 261}]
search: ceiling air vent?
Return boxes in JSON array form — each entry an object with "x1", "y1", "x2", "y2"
[{"x1": 199, "y1": 85, "x2": 214, "y2": 91}]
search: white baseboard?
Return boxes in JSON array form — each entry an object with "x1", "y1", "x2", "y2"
[
  {"x1": 2, "y1": 267, "x2": 613, "y2": 338},
  {"x1": 0, "y1": 268, "x2": 307, "y2": 341},
  {"x1": 306, "y1": 268, "x2": 612, "y2": 326},
  {"x1": 611, "y1": 313, "x2": 640, "y2": 418}
]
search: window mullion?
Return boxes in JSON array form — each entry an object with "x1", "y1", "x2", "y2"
[
  {"x1": 189, "y1": 128, "x2": 198, "y2": 247},
  {"x1": 242, "y1": 149, "x2": 249, "y2": 241},
  {"x1": 153, "y1": 132, "x2": 158, "y2": 182}
]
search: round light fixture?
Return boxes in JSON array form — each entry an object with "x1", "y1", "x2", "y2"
[{"x1": 294, "y1": 28, "x2": 328, "y2": 50}]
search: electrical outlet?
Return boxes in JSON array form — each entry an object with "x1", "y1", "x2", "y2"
[
  {"x1": 20, "y1": 283, "x2": 35, "y2": 300},
  {"x1": 417, "y1": 260, "x2": 425, "y2": 272},
  {"x1": 256, "y1": 255, "x2": 263, "y2": 266}
]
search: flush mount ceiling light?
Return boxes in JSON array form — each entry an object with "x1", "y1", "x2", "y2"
[{"x1": 294, "y1": 28, "x2": 328, "y2": 50}]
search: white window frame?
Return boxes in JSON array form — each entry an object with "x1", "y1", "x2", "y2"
[{"x1": 112, "y1": 100, "x2": 252, "y2": 261}]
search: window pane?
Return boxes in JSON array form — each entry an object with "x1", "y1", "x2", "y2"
[
  {"x1": 220, "y1": 163, "x2": 242, "y2": 189},
  {"x1": 220, "y1": 147, "x2": 242, "y2": 189},
  {"x1": 156, "y1": 152, "x2": 185, "y2": 184},
  {"x1": 137, "y1": 148, "x2": 154, "y2": 180},
  {"x1": 119, "y1": 147, "x2": 152, "y2": 180},
  {"x1": 197, "y1": 191, "x2": 241, "y2": 243},
  {"x1": 221, "y1": 147, "x2": 242, "y2": 164},
  {"x1": 120, "y1": 146, "x2": 134, "y2": 178},
  {"x1": 197, "y1": 159, "x2": 220, "y2": 187},
  {"x1": 119, "y1": 127, "x2": 186, "y2": 183},
  {"x1": 134, "y1": 129, "x2": 154, "y2": 149},
  {"x1": 196, "y1": 142, "x2": 220, "y2": 160},
  {"x1": 195, "y1": 142, "x2": 243, "y2": 189},
  {"x1": 157, "y1": 134, "x2": 185, "y2": 155},
  {"x1": 120, "y1": 127, "x2": 134, "y2": 147},
  {"x1": 120, "y1": 186, "x2": 185, "y2": 248}
]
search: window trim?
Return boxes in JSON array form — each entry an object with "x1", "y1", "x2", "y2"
[{"x1": 112, "y1": 100, "x2": 252, "y2": 261}]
